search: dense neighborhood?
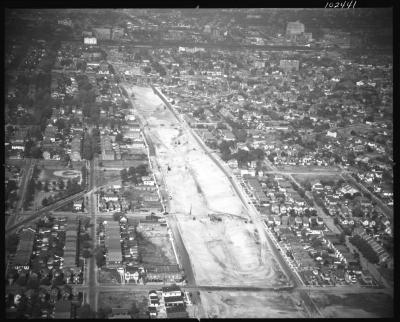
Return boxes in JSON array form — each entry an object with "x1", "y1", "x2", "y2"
[{"x1": 5, "y1": 8, "x2": 393, "y2": 319}]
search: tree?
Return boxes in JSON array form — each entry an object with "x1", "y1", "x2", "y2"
[
  {"x1": 58, "y1": 178, "x2": 65, "y2": 190},
  {"x1": 115, "y1": 133, "x2": 123, "y2": 143},
  {"x1": 27, "y1": 278, "x2": 40, "y2": 290},
  {"x1": 303, "y1": 181, "x2": 312, "y2": 191},
  {"x1": 235, "y1": 149, "x2": 251, "y2": 164},
  {"x1": 55, "y1": 118, "x2": 67, "y2": 131},
  {"x1": 129, "y1": 302, "x2": 140, "y2": 317},
  {"x1": 352, "y1": 206, "x2": 364, "y2": 218},
  {"x1": 66, "y1": 179, "x2": 73, "y2": 192},
  {"x1": 350, "y1": 235, "x2": 379, "y2": 264},
  {"x1": 251, "y1": 148, "x2": 265, "y2": 161},
  {"x1": 42, "y1": 198, "x2": 49, "y2": 207},
  {"x1": 95, "y1": 250, "x2": 105, "y2": 267},
  {"x1": 29, "y1": 126, "x2": 43, "y2": 141},
  {"x1": 82, "y1": 249, "x2": 91, "y2": 258},
  {"x1": 16, "y1": 274, "x2": 27, "y2": 286},
  {"x1": 24, "y1": 140, "x2": 35, "y2": 157},
  {"x1": 77, "y1": 304, "x2": 95, "y2": 319},
  {"x1": 44, "y1": 180, "x2": 49, "y2": 192},
  {"x1": 40, "y1": 277, "x2": 51, "y2": 286},
  {"x1": 36, "y1": 180, "x2": 43, "y2": 191},
  {"x1": 97, "y1": 306, "x2": 112, "y2": 319},
  {"x1": 233, "y1": 128, "x2": 247, "y2": 142},
  {"x1": 120, "y1": 168, "x2": 128, "y2": 182},
  {"x1": 136, "y1": 164, "x2": 148, "y2": 177},
  {"x1": 31, "y1": 304, "x2": 42, "y2": 318},
  {"x1": 113, "y1": 212, "x2": 121, "y2": 221},
  {"x1": 6, "y1": 234, "x2": 19, "y2": 253},
  {"x1": 52, "y1": 275, "x2": 64, "y2": 286}
]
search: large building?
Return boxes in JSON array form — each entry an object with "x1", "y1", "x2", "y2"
[
  {"x1": 14, "y1": 228, "x2": 36, "y2": 270},
  {"x1": 286, "y1": 21, "x2": 305, "y2": 35},
  {"x1": 70, "y1": 135, "x2": 82, "y2": 161},
  {"x1": 101, "y1": 134, "x2": 115, "y2": 160},
  {"x1": 63, "y1": 218, "x2": 80, "y2": 274},
  {"x1": 105, "y1": 221, "x2": 122, "y2": 268},
  {"x1": 84, "y1": 37, "x2": 97, "y2": 45}
]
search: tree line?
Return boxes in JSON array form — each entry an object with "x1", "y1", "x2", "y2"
[{"x1": 349, "y1": 234, "x2": 379, "y2": 264}]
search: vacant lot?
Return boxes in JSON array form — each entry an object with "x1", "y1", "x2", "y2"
[
  {"x1": 98, "y1": 268, "x2": 121, "y2": 284},
  {"x1": 136, "y1": 227, "x2": 177, "y2": 265},
  {"x1": 309, "y1": 292, "x2": 393, "y2": 318},
  {"x1": 96, "y1": 168, "x2": 121, "y2": 187},
  {"x1": 98, "y1": 291, "x2": 148, "y2": 318}
]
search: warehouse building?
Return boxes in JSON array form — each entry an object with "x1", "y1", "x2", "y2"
[
  {"x1": 14, "y1": 228, "x2": 36, "y2": 271},
  {"x1": 63, "y1": 218, "x2": 80, "y2": 274},
  {"x1": 70, "y1": 135, "x2": 82, "y2": 161},
  {"x1": 105, "y1": 221, "x2": 123, "y2": 268}
]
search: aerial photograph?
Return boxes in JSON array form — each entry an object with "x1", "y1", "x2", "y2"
[{"x1": 4, "y1": 6, "x2": 394, "y2": 319}]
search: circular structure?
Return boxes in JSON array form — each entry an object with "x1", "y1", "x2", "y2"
[{"x1": 53, "y1": 169, "x2": 81, "y2": 179}]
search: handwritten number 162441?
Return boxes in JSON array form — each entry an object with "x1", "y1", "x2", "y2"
[{"x1": 325, "y1": 1, "x2": 356, "y2": 8}]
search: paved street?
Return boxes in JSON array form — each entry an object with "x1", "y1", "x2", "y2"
[
  {"x1": 86, "y1": 158, "x2": 99, "y2": 312},
  {"x1": 5, "y1": 190, "x2": 87, "y2": 236},
  {"x1": 6, "y1": 159, "x2": 36, "y2": 229}
]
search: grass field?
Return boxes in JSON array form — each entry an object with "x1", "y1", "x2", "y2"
[{"x1": 274, "y1": 165, "x2": 341, "y2": 172}]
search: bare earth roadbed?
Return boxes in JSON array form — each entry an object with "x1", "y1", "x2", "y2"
[{"x1": 126, "y1": 85, "x2": 283, "y2": 288}]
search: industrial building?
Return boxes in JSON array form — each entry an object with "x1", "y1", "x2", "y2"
[
  {"x1": 70, "y1": 135, "x2": 82, "y2": 161},
  {"x1": 63, "y1": 217, "x2": 80, "y2": 274},
  {"x1": 13, "y1": 227, "x2": 36, "y2": 270},
  {"x1": 105, "y1": 221, "x2": 123, "y2": 268}
]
